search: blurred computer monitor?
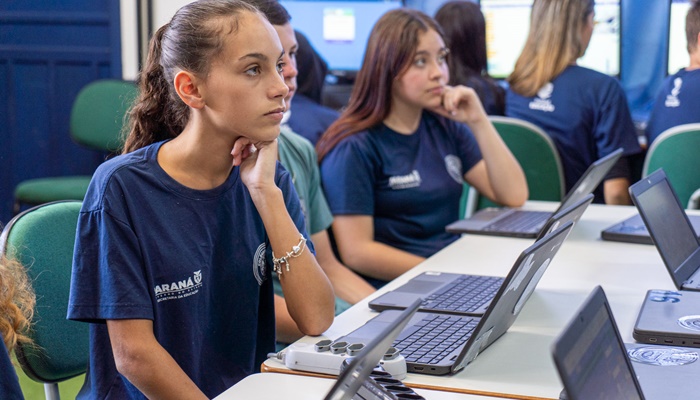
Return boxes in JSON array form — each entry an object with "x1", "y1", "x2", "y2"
[
  {"x1": 280, "y1": 0, "x2": 402, "y2": 73},
  {"x1": 668, "y1": 0, "x2": 691, "y2": 75},
  {"x1": 481, "y1": 0, "x2": 621, "y2": 79}
]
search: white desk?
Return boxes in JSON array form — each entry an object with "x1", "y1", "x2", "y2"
[
  {"x1": 263, "y1": 203, "x2": 678, "y2": 399},
  {"x1": 216, "y1": 373, "x2": 499, "y2": 399}
]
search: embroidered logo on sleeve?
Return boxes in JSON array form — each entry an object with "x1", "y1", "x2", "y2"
[
  {"x1": 665, "y1": 78, "x2": 682, "y2": 108},
  {"x1": 529, "y1": 82, "x2": 556, "y2": 112},
  {"x1": 388, "y1": 170, "x2": 422, "y2": 190},
  {"x1": 154, "y1": 270, "x2": 203, "y2": 302},
  {"x1": 253, "y1": 243, "x2": 268, "y2": 286}
]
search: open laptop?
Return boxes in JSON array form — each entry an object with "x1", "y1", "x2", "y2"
[
  {"x1": 629, "y1": 169, "x2": 700, "y2": 291},
  {"x1": 552, "y1": 286, "x2": 700, "y2": 400},
  {"x1": 369, "y1": 194, "x2": 593, "y2": 316},
  {"x1": 344, "y1": 221, "x2": 573, "y2": 376},
  {"x1": 324, "y1": 299, "x2": 421, "y2": 400},
  {"x1": 446, "y1": 148, "x2": 622, "y2": 238}
]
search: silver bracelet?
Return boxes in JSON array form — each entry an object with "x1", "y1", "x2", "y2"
[{"x1": 272, "y1": 234, "x2": 307, "y2": 276}]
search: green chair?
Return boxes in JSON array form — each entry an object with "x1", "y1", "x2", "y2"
[
  {"x1": 13, "y1": 79, "x2": 138, "y2": 214},
  {"x1": 462, "y1": 116, "x2": 565, "y2": 217},
  {"x1": 0, "y1": 201, "x2": 87, "y2": 400},
  {"x1": 643, "y1": 123, "x2": 700, "y2": 209}
]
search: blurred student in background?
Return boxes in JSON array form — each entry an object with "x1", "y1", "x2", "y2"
[
  {"x1": 318, "y1": 9, "x2": 526, "y2": 286},
  {"x1": 506, "y1": 0, "x2": 640, "y2": 205},
  {"x1": 434, "y1": 0, "x2": 505, "y2": 115},
  {"x1": 645, "y1": 0, "x2": 700, "y2": 144}
]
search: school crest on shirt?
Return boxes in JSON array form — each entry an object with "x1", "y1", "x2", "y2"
[
  {"x1": 253, "y1": 243, "x2": 268, "y2": 286},
  {"x1": 388, "y1": 170, "x2": 422, "y2": 190},
  {"x1": 153, "y1": 270, "x2": 203, "y2": 303},
  {"x1": 529, "y1": 82, "x2": 556, "y2": 112},
  {"x1": 665, "y1": 78, "x2": 682, "y2": 108},
  {"x1": 444, "y1": 155, "x2": 463, "y2": 184}
]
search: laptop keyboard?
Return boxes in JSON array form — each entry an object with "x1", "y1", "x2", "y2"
[
  {"x1": 484, "y1": 210, "x2": 549, "y2": 233},
  {"x1": 393, "y1": 314, "x2": 479, "y2": 365},
  {"x1": 423, "y1": 275, "x2": 503, "y2": 314}
]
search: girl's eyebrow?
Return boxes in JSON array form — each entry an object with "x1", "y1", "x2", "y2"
[{"x1": 239, "y1": 50, "x2": 285, "y2": 62}]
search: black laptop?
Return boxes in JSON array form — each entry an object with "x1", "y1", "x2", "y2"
[
  {"x1": 345, "y1": 221, "x2": 574, "y2": 376},
  {"x1": 601, "y1": 213, "x2": 700, "y2": 245},
  {"x1": 324, "y1": 299, "x2": 421, "y2": 400},
  {"x1": 552, "y1": 286, "x2": 700, "y2": 400},
  {"x1": 446, "y1": 148, "x2": 621, "y2": 238},
  {"x1": 629, "y1": 169, "x2": 700, "y2": 291},
  {"x1": 369, "y1": 194, "x2": 593, "y2": 316}
]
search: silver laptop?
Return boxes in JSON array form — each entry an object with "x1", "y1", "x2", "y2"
[
  {"x1": 369, "y1": 194, "x2": 593, "y2": 316},
  {"x1": 552, "y1": 286, "x2": 700, "y2": 400},
  {"x1": 629, "y1": 169, "x2": 700, "y2": 291},
  {"x1": 344, "y1": 221, "x2": 574, "y2": 376},
  {"x1": 446, "y1": 148, "x2": 622, "y2": 238},
  {"x1": 634, "y1": 289, "x2": 700, "y2": 348},
  {"x1": 324, "y1": 299, "x2": 421, "y2": 400}
]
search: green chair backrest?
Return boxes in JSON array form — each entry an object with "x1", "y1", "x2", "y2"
[
  {"x1": 643, "y1": 123, "x2": 700, "y2": 209},
  {"x1": 70, "y1": 79, "x2": 138, "y2": 153},
  {"x1": 470, "y1": 116, "x2": 565, "y2": 212},
  {"x1": 0, "y1": 201, "x2": 87, "y2": 384}
]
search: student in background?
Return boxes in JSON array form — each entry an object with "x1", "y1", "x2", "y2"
[
  {"x1": 67, "y1": 1, "x2": 334, "y2": 398},
  {"x1": 317, "y1": 9, "x2": 527, "y2": 286},
  {"x1": 246, "y1": 0, "x2": 375, "y2": 346},
  {"x1": 646, "y1": 0, "x2": 700, "y2": 144},
  {"x1": 0, "y1": 255, "x2": 35, "y2": 400},
  {"x1": 286, "y1": 30, "x2": 340, "y2": 145},
  {"x1": 434, "y1": 0, "x2": 505, "y2": 115},
  {"x1": 506, "y1": 0, "x2": 641, "y2": 205}
]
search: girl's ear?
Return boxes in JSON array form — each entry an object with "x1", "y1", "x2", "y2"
[{"x1": 174, "y1": 70, "x2": 205, "y2": 109}]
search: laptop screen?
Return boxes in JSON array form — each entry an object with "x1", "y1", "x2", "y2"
[
  {"x1": 631, "y1": 169, "x2": 700, "y2": 286},
  {"x1": 552, "y1": 287, "x2": 644, "y2": 400}
]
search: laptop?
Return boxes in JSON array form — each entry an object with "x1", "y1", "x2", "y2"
[
  {"x1": 552, "y1": 286, "x2": 700, "y2": 400},
  {"x1": 601, "y1": 214, "x2": 700, "y2": 246},
  {"x1": 368, "y1": 194, "x2": 593, "y2": 316},
  {"x1": 629, "y1": 169, "x2": 700, "y2": 291},
  {"x1": 445, "y1": 148, "x2": 622, "y2": 238},
  {"x1": 634, "y1": 289, "x2": 700, "y2": 348},
  {"x1": 344, "y1": 221, "x2": 574, "y2": 376},
  {"x1": 324, "y1": 299, "x2": 421, "y2": 400}
]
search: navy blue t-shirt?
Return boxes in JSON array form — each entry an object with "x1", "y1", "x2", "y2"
[
  {"x1": 506, "y1": 65, "x2": 641, "y2": 202},
  {"x1": 67, "y1": 141, "x2": 311, "y2": 399},
  {"x1": 646, "y1": 68, "x2": 700, "y2": 144},
  {"x1": 288, "y1": 94, "x2": 339, "y2": 145},
  {"x1": 1, "y1": 338, "x2": 23, "y2": 400},
  {"x1": 320, "y1": 111, "x2": 482, "y2": 259}
]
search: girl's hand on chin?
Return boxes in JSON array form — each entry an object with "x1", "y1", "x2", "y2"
[
  {"x1": 231, "y1": 137, "x2": 278, "y2": 192},
  {"x1": 430, "y1": 85, "x2": 488, "y2": 126}
]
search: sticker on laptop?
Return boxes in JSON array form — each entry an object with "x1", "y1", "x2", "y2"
[{"x1": 628, "y1": 346, "x2": 699, "y2": 366}]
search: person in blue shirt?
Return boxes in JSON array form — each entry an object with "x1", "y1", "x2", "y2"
[
  {"x1": 317, "y1": 8, "x2": 527, "y2": 285},
  {"x1": 286, "y1": 30, "x2": 340, "y2": 145},
  {"x1": 434, "y1": 1, "x2": 505, "y2": 116},
  {"x1": 0, "y1": 255, "x2": 35, "y2": 400},
  {"x1": 646, "y1": 1, "x2": 700, "y2": 144},
  {"x1": 506, "y1": 0, "x2": 641, "y2": 205},
  {"x1": 66, "y1": 1, "x2": 334, "y2": 399}
]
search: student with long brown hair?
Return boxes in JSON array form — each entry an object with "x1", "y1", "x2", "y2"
[
  {"x1": 317, "y1": 8, "x2": 527, "y2": 286},
  {"x1": 0, "y1": 255, "x2": 35, "y2": 399},
  {"x1": 67, "y1": 1, "x2": 334, "y2": 398},
  {"x1": 506, "y1": 0, "x2": 641, "y2": 205},
  {"x1": 434, "y1": 0, "x2": 505, "y2": 115}
]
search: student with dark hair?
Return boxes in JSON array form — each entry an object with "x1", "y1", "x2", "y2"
[
  {"x1": 0, "y1": 255, "x2": 34, "y2": 400},
  {"x1": 244, "y1": 0, "x2": 374, "y2": 345},
  {"x1": 434, "y1": 0, "x2": 505, "y2": 115},
  {"x1": 66, "y1": 1, "x2": 334, "y2": 398},
  {"x1": 317, "y1": 8, "x2": 527, "y2": 285},
  {"x1": 646, "y1": 0, "x2": 700, "y2": 144},
  {"x1": 286, "y1": 30, "x2": 340, "y2": 145},
  {"x1": 506, "y1": 0, "x2": 641, "y2": 205}
]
